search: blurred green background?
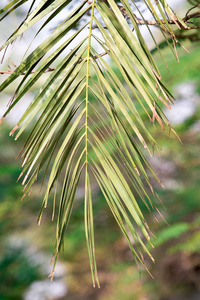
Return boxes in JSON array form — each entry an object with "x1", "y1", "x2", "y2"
[{"x1": 0, "y1": 1, "x2": 200, "y2": 300}]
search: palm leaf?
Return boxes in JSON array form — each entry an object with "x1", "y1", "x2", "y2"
[{"x1": 0, "y1": 0, "x2": 186, "y2": 285}]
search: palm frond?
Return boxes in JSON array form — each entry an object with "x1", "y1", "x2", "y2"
[{"x1": 0, "y1": 0, "x2": 187, "y2": 285}]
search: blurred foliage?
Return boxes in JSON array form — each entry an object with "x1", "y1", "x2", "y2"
[{"x1": 0, "y1": 243, "x2": 41, "y2": 300}]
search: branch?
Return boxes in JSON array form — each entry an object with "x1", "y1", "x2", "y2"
[{"x1": 117, "y1": 5, "x2": 200, "y2": 30}]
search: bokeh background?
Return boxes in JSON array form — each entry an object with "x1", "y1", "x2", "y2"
[{"x1": 0, "y1": 0, "x2": 200, "y2": 299}]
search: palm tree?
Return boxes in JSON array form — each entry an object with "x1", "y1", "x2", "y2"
[{"x1": 0, "y1": 0, "x2": 199, "y2": 287}]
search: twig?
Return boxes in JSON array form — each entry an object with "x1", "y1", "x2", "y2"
[
  {"x1": 185, "y1": 3, "x2": 199, "y2": 18},
  {"x1": 125, "y1": 8, "x2": 200, "y2": 29}
]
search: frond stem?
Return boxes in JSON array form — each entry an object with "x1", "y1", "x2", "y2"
[
  {"x1": 85, "y1": 0, "x2": 99, "y2": 288},
  {"x1": 85, "y1": 0, "x2": 95, "y2": 165}
]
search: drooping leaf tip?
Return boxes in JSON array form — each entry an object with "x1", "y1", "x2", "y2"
[
  {"x1": 50, "y1": 254, "x2": 55, "y2": 265},
  {"x1": 160, "y1": 182, "x2": 165, "y2": 189},
  {"x1": 48, "y1": 271, "x2": 54, "y2": 282},
  {"x1": 9, "y1": 124, "x2": 19, "y2": 136},
  {"x1": 15, "y1": 147, "x2": 24, "y2": 159},
  {"x1": 21, "y1": 193, "x2": 26, "y2": 202},
  {"x1": 152, "y1": 68, "x2": 161, "y2": 80},
  {"x1": 149, "y1": 185, "x2": 155, "y2": 195},
  {"x1": 16, "y1": 172, "x2": 24, "y2": 182},
  {"x1": 134, "y1": 167, "x2": 140, "y2": 176}
]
